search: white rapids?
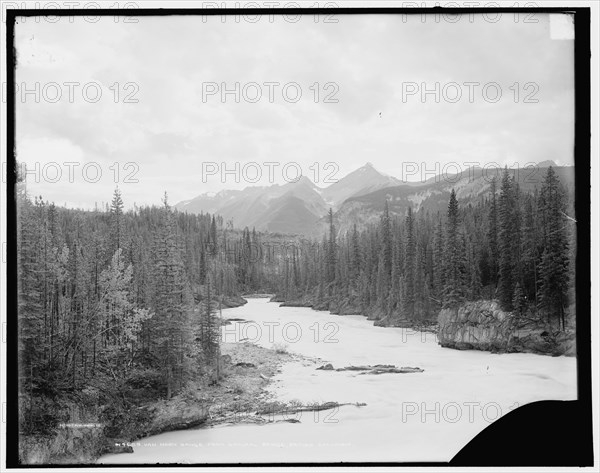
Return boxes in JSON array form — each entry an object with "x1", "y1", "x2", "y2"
[{"x1": 99, "y1": 297, "x2": 577, "y2": 464}]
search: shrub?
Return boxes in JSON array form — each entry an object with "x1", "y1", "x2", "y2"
[{"x1": 271, "y1": 343, "x2": 288, "y2": 354}]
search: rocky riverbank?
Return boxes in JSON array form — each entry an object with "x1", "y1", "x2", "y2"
[
  {"x1": 273, "y1": 294, "x2": 574, "y2": 356},
  {"x1": 215, "y1": 294, "x2": 248, "y2": 309},
  {"x1": 438, "y1": 300, "x2": 576, "y2": 356},
  {"x1": 21, "y1": 341, "x2": 301, "y2": 465},
  {"x1": 99, "y1": 341, "x2": 299, "y2": 459},
  {"x1": 275, "y1": 294, "x2": 437, "y2": 328}
]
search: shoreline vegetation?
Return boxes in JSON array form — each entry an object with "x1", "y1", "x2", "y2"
[
  {"x1": 92, "y1": 291, "x2": 573, "y2": 463},
  {"x1": 21, "y1": 299, "x2": 370, "y2": 465},
  {"x1": 22, "y1": 336, "x2": 301, "y2": 464},
  {"x1": 274, "y1": 295, "x2": 575, "y2": 357},
  {"x1": 20, "y1": 291, "x2": 573, "y2": 465},
  {"x1": 16, "y1": 165, "x2": 576, "y2": 465},
  {"x1": 25, "y1": 292, "x2": 431, "y2": 465},
  {"x1": 18, "y1": 294, "x2": 246, "y2": 465}
]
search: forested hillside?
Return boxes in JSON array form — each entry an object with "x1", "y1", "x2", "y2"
[
  {"x1": 272, "y1": 167, "x2": 576, "y2": 330},
  {"x1": 16, "y1": 171, "x2": 290, "y2": 461},
  {"x1": 16, "y1": 165, "x2": 575, "y2": 462},
  {"x1": 322, "y1": 164, "x2": 574, "y2": 236}
]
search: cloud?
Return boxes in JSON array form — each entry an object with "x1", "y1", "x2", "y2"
[{"x1": 14, "y1": 12, "x2": 574, "y2": 208}]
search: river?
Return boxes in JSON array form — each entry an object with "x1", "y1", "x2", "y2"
[{"x1": 99, "y1": 297, "x2": 577, "y2": 463}]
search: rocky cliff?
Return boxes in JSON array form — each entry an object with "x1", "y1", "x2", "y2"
[{"x1": 438, "y1": 300, "x2": 575, "y2": 356}]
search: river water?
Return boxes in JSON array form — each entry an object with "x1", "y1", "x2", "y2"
[{"x1": 99, "y1": 297, "x2": 577, "y2": 464}]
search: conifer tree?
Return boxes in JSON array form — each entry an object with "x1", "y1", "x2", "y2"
[
  {"x1": 151, "y1": 193, "x2": 192, "y2": 397},
  {"x1": 538, "y1": 167, "x2": 570, "y2": 328},
  {"x1": 326, "y1": 208, "x2": 337, "y2": 287},
  {"x1": 498, "y1": 168, "x2": 515, "y2": 310},
  {"x1": 443, "y1": 189, "x2": 466, "y2": 308},
  {"x1": 110, "y1": 187, "x2": 124, "y2": 253},
  {"x1": 200, "y1": 276, "x2": 221, "y2": 383},
  {"x1": 350, "y1": 223, "x2": 361, "y2": 283},
  {"x1": 521, "y1": 196, "x2": 538, "y2": 303},
  {"x1": 511, "y1": 182, "x2": 523, "y2": 288},
  {"x1": 512, "y1": 282, "x2": 526, "y2": 317},
  {"x1": 381, "y1": 200, "x2": 393, "y2": 277},
  {"x1": 433, "y1": 217, "x2": 444, "y2": 304},
  {"x1": 487, "y1": 177, "x2": 499, "y2": 286},
  {"x1": 403, "y1": 207, "x2": 416, "y2": 318}
]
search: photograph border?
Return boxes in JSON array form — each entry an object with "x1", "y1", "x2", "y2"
[{"x1": 4, "y1": 5, "x2": 593, "y2": 468}]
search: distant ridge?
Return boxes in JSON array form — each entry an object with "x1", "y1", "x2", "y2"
[{"x1": 175, "y1": 162, "x2": 574, "y2": 236}]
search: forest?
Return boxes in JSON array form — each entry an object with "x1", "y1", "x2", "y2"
[
  {"x1": 15, "y1": 165, "x2": 575, "y2": 461},
  {"x1": 274, "y1": 167, "x2": 575, "y2": 329}
]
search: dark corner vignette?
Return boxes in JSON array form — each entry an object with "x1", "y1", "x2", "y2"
[{"x1": 4, "y1": 5, "x2": 593, "y2": 469}]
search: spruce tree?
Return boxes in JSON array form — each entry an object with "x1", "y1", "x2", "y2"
[
  {"x1": 381, "y1": 200, "x2": 393, "y2": 277},
  {"x1": 443, "y1": 189, "x2": 466, "y2": 308},
  {"x1": 521, "y1": 196, "x2": 538, "y2": 303},
  {"x1": 511, "y1": 182, "x2": 523, "y2": 289},
  {"x1": 403, "y1": 207, "x2": 416, "y2": 318},
  {"x1": 110, "y1": 187, "x2": 124, "y2": 253},
  {"x1": 497, "y1": 168, "x2": 515, "y2": 310},
  {"x1": 151, "y1": 193, "x2": 192, "y2": 397},
  {"x1": 512, "y1": 282, "x2": 526, "y2": 317},
  {"x1": 350, "y1": 224, "x2": 361, "y2": 283},
  {"x1": 538, "y1": 167, "x2": 570, "y2": 328},
  {"x1": 200, "y1": 276, "x2": 221, "y2": 383},
  {"x1": 326, "y1": 208, "x2": 337, "y2": 287},
  {"x1": 487, "y1": 177, "x2": 499, "y2": 286},
  {"x1": 433, "y1": 217, "x2": 444, "y2": 305}
]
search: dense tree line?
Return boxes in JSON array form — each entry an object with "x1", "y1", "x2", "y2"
[
  {"x1": 16, "y1": 165, "x2": 575, "y2": 449},
  {"x1": 16, "y1": 178, "x2": 287, "y2": 440},
  {"x1": 273, "y1": 167, "x2": 575, "y2": 328}
]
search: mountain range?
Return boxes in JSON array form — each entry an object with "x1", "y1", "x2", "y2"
[{"x1": 175, "y1": 161, "x2": 574, "y2": 236}]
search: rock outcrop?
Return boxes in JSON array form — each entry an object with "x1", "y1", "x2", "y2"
[{"x1": 438, "y1": 300, "x2": 575, "y2": 356}]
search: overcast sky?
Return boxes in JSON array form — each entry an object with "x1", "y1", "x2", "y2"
[{"x1": 14, "y1": 11, "x2": 574, "y2": 209}]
